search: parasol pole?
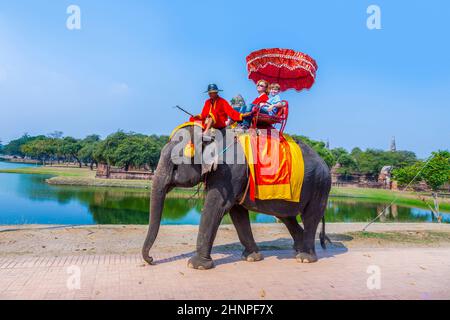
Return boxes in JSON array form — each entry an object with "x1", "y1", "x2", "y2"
[{"x1": 173, "y1": 105, "x2": 194, "y2": 117}]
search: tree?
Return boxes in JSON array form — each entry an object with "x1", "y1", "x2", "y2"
[
  {"x1": 331, "y1": 147, "x2": 348, "y2": 161},
  {"x1": 79, "y1": 142, "x2": 99, "y2": 169},
  {"x1": 421, "y1": 151, "x2": 450, "y2": 191},
  {"x1": 93, "y1": 131, "x2": 129, "y2": 166},
  {"x1": 92, "y1": 131, "x2": 168, "y2": 171},
  {"x1": 393, "y1": 150, "x2": 449, "y2": 223},
  {"x1": 78, "y1": 134, "x2": 101, "y2": 169},
  {"x1": 290, "y1": 134, "x2": 336, "y2": 168},
  {"x1": 83, "y1": 134, "x2": 101, "y2": 144},
  {"x1": 2, "y1": 134, "x2": 44, "y2": 157},
  {"x1": 421, "y1": 150, "x2": 450, "y2": 223},
  {"x1": 350, "y1": 149, "x2": 417, "y2": 178},
  {"x1": 392, "y1": 161, "x2": 423, "y2": 187},
  {"x1": 352, "y1": 149, "x2": 384, "y2": 177},
  {"x1": 146, "y1": 134, "x2": 169, "y2": 171},
  {"x1": 21, "y1": 137, "x2": 56, "y2": 164},
  {"x1": 336, "y1": 153, "x2": 358, "y2": 176},
  {"x1": 59, "y1": 137, "x2": 83, "y2": 167},
  {"x1": 351, "y1": 147, "x2": 362, "y2": 157},
  {"x1": 113, "y1": 134, "x2": 148, "y2": 171}
]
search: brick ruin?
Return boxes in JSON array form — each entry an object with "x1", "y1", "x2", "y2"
[{"x1": 96, "y1": 163, "x2": 152, "y2": 180}]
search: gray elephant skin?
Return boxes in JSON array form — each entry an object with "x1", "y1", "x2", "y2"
[{"x1": 142, "y1": 125, "x2": 331, "y2": 270}]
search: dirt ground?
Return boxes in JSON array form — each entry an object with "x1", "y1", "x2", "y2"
[
  {"x1": 1, "y1": 223, "x2": 450, "y2": 258},
  {"x1": 1, "y1": 223, "x2": 450, "y2": 300}
]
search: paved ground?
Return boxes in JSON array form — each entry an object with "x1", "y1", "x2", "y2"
[{"x1": 1, "y1": 223, "x2": 450, "y2": 300}]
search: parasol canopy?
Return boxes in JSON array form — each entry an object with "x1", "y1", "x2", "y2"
[{"x1": 246, "y1": 48, "x2": 318, "y2": 92}]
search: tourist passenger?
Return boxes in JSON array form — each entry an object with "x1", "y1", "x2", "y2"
[
  {"x1": 260, "y1": 83, "x2": 283, "y2": 116},
  {"x1": 239, "y1": 79, "x2": 269, "y2": 128}
]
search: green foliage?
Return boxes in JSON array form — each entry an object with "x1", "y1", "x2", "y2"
[
  {"x1": 2, "y1": 134, "x2": 44, "y2": 157},
  {"x1": 352, "y1": 149, "x2": 384, "y2": 176},
  {"x1": 392, "y1": 161, "x2": 423, "y2": 187},
  {"x1": 336, "y1": 153, "x2": 358, "y2": 176},
  {"x1": 59, "y1": 137, "x2": 83, "y2": 166},
  {"x1": 146, "y1": 134, "x2": 169, "y2": 170},
  {"x1": 6, "y1": 128, "x2": 443, "y2": 189},
  {"x1": 20, "y1": 137, "x2": 57, "y2": 162},
  {"x1": 287, "y1": 135, "x2": 417, "y2": 177},
  {"x1": 347, "y1": 149, "x2": 417, "y2": 177},
  {"x1": 93, "y1": 131, "x2": 128, "y2": 165},
  {"x1": 83, "y1": 134, "x2": 101, "y2": 144},
  {"x1": 78, "y1": 141, "x2": 99, "y2": 167},
  {"x1": 289, "y1": 134, "x2": 336, "y2": 168},
  {"x1": 351, "y1": 147, "x2": 362, "y2": 157},
  {"x1": 421, "y1": 151, "x2": 450, "y2": 191},
  {"x1": 92, "y1": 131, "x2": 168, "y2": 170},
  {"x1": 112, "y1": 134, "x2": 149, "y2": 170},
  {"x1": 331, "y1": 147, "x2": 348, "y2": 160},
  {"x1": 392, "y1": 150, "x2": 450, "y2": 191}
]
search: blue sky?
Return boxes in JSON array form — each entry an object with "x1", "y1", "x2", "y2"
[{"x1": 0, "y1": 0, "x2": 449, "y2": 158}]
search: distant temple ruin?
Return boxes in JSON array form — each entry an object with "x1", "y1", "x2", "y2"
[
  {"x1": 390, "y1": 136, "x2": 397, "y2": 152},
  {"x1": 331, "y1": 137, "x2": 399, "y2": 189},
  {"x1": 96, "y1": 163, "x2": 152, "y2": 180}
]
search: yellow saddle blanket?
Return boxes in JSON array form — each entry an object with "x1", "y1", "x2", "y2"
[{"x1": 237, "y1": 131, "x2": 305, "y2": 202}]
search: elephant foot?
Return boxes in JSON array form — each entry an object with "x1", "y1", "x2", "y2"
[
  {"x1": 296, "y1": 252, "x2": 318, "y2": 263},
  {"x1": 143, "y1": 256, "x2": 154, "y2": 265},
  {"x1": 187, "y1": 255, "x2": 214, "y2": 270},
  {"x1": 242, "y1": 251, "x2": 264, "y2": 262}
]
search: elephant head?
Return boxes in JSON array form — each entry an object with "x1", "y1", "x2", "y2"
[{"x1": 142, "y1": 124, "x2": 221, "y2": 264}]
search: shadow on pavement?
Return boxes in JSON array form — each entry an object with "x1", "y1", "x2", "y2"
[{"x1": 152, "y1": 235, "x2": 350, "y2": 267}]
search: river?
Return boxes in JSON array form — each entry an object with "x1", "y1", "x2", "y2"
[{"x1": 0, "y1": 161, "x2": 448, "y2": 225}]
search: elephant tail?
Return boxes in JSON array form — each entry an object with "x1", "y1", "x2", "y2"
[{"x1": 319, "y1": 216, "x2": 332, "y2": 249}]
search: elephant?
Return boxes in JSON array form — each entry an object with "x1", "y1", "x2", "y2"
[{"x1": 142, "y1": 124, "x2": 331, "y2": 270}]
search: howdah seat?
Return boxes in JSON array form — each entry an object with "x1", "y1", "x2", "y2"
[{"x1": 251, "y1": 100, "x2": 289, "y2": 134}]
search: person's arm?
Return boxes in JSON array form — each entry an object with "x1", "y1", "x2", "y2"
[
  {"x1": 270, "y1": 96, "x2": 283, "y2": 109},
  {"x1": 189, "y1": 101, "x2": 208, "y2": 122}
]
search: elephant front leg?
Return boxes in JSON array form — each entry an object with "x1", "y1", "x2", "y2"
[
  {"x1": 188, "y1": 193, "x2": 228, "y2": 270},
  {"x1": 230, "y1": 205, "x2": 263, "y2": 262}
]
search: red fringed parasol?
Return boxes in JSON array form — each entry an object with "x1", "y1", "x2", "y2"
[{"x1": 246, "y1": 48, "x2": 318, "y2": 92}]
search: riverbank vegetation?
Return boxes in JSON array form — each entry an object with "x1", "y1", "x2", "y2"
[
  {"x1": 0, "y1": 132, "x2": 168, "y2": 171},
  {"x1": 1, "y1": 131, "x2": 448, "y2": 195},
  {"x1": 0, "y1": 131, "x2": 427, "y2": 175},
  {"x1": 1, "y1": 165, "x2": 448, "y2": 211}
]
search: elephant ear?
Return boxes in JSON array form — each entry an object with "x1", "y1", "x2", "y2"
[{"x1": 201, "y1": 141, "x2": 220, "y2": 176}]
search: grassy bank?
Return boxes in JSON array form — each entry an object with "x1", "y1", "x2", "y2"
[
  {"x1": 0, "y1": 165, "x2": 197, "y2": 198},
  {"x1": 346, "y1": 230, "x2": 450, "y2": 246},
  {"x1": 331, "y1": 187, "x2": 450, "y2": 211},
  {"x1": 0, "y1": 166, "x2": 93, "y2": 177},
  {"x1": 1, "y1": 166, "x2": 449, "y2": 208}
]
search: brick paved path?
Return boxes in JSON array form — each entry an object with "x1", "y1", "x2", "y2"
[{"x1": 1, "y1": 247, "x2": 449, "y2": 299}]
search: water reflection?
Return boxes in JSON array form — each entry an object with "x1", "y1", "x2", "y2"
[{"x1": 0, "y1": 164, "x2": 448, "y2": 225}]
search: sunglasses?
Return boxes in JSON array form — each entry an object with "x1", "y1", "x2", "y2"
[{"x1": 257, "y1": 84, "x2": 267, "y2": 88}]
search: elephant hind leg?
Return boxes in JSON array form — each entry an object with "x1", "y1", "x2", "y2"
[
  {"x1": 278, "y1": 216, "x2": 304, "y2": 252},
  {"x1": 297, "y1": 201, "x2": 327, "y2": 263},
  {"x1": 229, "y1": 205, "x2": 263, "y2": 262}
]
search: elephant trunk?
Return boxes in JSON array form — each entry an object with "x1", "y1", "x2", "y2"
[{"x1": 142, "y1": 173, "x2": 169, "y2": 264}]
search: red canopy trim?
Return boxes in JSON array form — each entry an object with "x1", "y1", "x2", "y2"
[
  {"x1": 247, "y1": 53, "x2": 317, "y2": 77},
  {"x1": 246, "y1": 48, "x2": 318, "y2": 92}
]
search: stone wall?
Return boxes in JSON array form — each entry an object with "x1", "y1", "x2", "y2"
[{"x1": 96, "y1": 163, "x2": 152, "y2": 180}]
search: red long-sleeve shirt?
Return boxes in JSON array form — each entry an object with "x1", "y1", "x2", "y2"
[
  {"x1": 252, "y1": 93, "x2": 269, "y2": 106},
  {"x1": 190, "y1": 97, "x2": 243, "y2": 129}
]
